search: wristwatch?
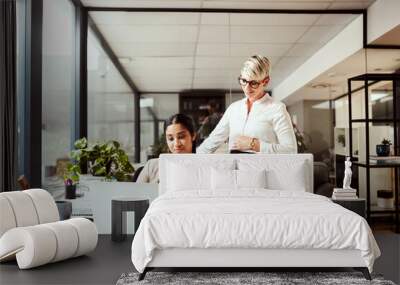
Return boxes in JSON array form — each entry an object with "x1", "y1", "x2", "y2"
[{"x1": 250, "y1": 138, "x2": 256, "y2": 150}]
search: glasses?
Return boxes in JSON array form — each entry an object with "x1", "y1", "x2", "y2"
[{"x1": 238, "y1": 77, "x2": 262, "y2": 89}]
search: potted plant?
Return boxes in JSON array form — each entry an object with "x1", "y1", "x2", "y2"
[
  {"x1": 70, "y1": 137, "x2": 135, "y2": 181},
  {"x1": 376, "y1": 138, "x2": 392, "y2": 156},
  {"x1": 337, "y1": 134, "x2": 346, "y2": 148},
  {"x1": 63, "y1": 163, "x2": 80, "y2": 199}
]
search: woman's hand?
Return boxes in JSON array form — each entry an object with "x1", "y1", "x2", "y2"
[{"x1": 233, "y1": 136, "x2": 259, "y2": 152}]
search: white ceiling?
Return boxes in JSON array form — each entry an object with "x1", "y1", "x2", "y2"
[
  {"x1": 283, "y1": 48, "x2": 400, "y2": 105},
  {"x1": 88, "y1": 10, "x2": 366, "y2": 92},
  {"x1": 82, "y1": 0, "x2": 375, "y2": 10},
  {"x1": 82, "y1": 0, "x2": 382, "y2": 95}
]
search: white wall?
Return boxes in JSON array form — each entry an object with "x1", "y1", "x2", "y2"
[
  {"x1": 367, "y1": 0, "x2": 400, "y2": 43},
  {"x1": 273, "y1": 15, "x2": 364, "y2": 102}
]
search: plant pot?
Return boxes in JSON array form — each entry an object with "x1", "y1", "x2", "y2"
[
  {"x1": 376, "y1": 144, "x2": 390, "y2": 156},
  {"x1": 55, "y1": 201, "x2": 72, "y2": 220},
  {"x1": 65, "y1": 185, "x2": 77, "y2": 199}
]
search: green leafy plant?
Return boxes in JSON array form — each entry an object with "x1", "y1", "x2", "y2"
[
  {"x1": 337, "y1": 134, "x2": 346, "y2": 147},
  {"x1": 63, "y1": 163, "x2": 80, "y2": 186},
  {"x1": 70, "y1": 137, "x2": 135, "y2": 181},
  {"x1": 381, "y1": 138, "x2": 392, "y2": 145}
]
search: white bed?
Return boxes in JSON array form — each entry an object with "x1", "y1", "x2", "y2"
[{"x1": 131, "y1": 154, "x2": 380, "y2": 280}]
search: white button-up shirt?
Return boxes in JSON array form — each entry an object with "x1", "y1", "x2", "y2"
[{"x1": 197, "y1": 94, "x2": 297, "y2": 154}]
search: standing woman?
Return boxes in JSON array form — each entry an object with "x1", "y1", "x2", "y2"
[
  {"x1": 197, "y1": 55, "x2": 297, "y2": 154},
  {"x1": 136, "y1": 113, "x2": 196, "y2": 183}
]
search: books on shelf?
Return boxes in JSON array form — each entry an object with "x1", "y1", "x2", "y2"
[
  {"x1": 369, "y1": 156, "x2": 400, "y2": 164},
  {"x1": 370, "y1": 155, "x2": 400, "y2": 160},
  {"x1": 332, "y1": 188, "x2": 358, "y2": 200}
]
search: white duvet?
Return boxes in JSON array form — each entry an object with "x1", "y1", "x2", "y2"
[{"x1": 131, "y1": 190, "x2": 380, "y2": 273}]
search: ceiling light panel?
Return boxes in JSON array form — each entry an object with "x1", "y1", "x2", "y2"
[
  {"x1": 138, "y1": 80, "x2": 192, "y2": 92},
  {"x1": 125, "y1": 57, "x2": 194, "y2": 71},
  {"x1": 297, "y1": 25, "x2": 344, "y2": 44},
  {"x1": 83, "y1": 0, "x2": 202, "y2": 8},
  {"x1": 202, "y1": 1, "x2": 330, "y2": 10},
  {"x1": 96, "y1": 24, "x2": 198, "y2": 43},
  {"x1": 230, "y1": 13, "x2": 319, "y2": 26},
  {"x1": 328, "y1": 1, "x2": 375, "y2": 10},
  {"x1": 193, "y1": 79, "x2": 233, "y2": 89},
  {"x1": 274, "y1": 56, "x2": 307, "y2": 73},
  {"x1": 194, "y1": 68, "x2": 237, "y2": 78},
  {"x1": 315, "y1": 14, "x2": 358, "y2": 26},
  {"x1": 230, "y1": 43, "x2": 292, "y2": 57},
  {"x1": 285, "y1": 43, "x2": 321, "y2": 57},
  {"x1": 113, "y1": 42, "x2": 196, "y2": 57},
  {"x1": 196, "y1": 44, "x2": 230, "y2": 56},
  {"x1": 200, "y1": 13, "x2": 229, "y2": 25},
  {"x1": 195, "y1": 56, "x2": 245, "y2": 69},
  {"x1": 198, "y1": 26, "x2": 230, "y2": 43},
  {"x1": 231, "y1": 26, "x2": 309, "y2": 43},
  {"x1": 90, "y1": 12, "x2": 201, "y2": 25},
  {"x1": 133, "y1": 72, "x2": 193, "y2": 83},
  {"x1": 194, "y1": 75, "x2": 232, "y2": 83}
]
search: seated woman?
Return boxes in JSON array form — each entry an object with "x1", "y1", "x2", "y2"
[{"x1": 136, "y1": 113, "x2": 196, "y2": 183}]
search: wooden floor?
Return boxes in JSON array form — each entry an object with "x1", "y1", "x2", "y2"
[{"x1": 0, "y1": 233, "x2": 399, "y2": 285}]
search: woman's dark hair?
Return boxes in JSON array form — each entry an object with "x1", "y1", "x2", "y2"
[{"x1": 165, "y1": 113, "x2": 196, "y2": 153}]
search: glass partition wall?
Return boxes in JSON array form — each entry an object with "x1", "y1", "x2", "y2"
[
  {"x1": 41, "y1": 0, "x2": 76, "y2": 189},
  {"x1": 87, "y1": 11, "x2": 360, "y2": 163},
  {"x1": 87, "y1": 28, "x2": 136, "y2": 161}
]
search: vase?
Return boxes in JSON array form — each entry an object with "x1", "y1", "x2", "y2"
[
  {"x1": 376, "y1": 144, "x2": 390, "y2": 156},
  {"x1": 65, "y1": 185, "x2": 76, "y2": 199}
]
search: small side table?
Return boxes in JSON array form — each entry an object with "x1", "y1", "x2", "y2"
[
  {"x1": 332, "y1": 198, "x2": 366, "y2": 218},
  {"x1": 111, "y1": 197, "x2": 149, "y2": 242}
]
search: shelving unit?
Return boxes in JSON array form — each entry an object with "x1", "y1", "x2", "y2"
[{"x1": 348, "y1": 73, "x2": 400, "y2": 233}]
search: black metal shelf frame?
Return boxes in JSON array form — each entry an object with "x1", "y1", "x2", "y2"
[{"x1": 348, "y1": 73, "x2": 400, "y2": 233}]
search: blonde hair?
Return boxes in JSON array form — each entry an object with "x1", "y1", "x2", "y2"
[{"x1": 240, "y1": 55, "x2": 271, "y2": 81}]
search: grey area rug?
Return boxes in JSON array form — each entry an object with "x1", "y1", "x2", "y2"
[{"x1": 116, "y1": 271, "x2": 396, "y2": 285}]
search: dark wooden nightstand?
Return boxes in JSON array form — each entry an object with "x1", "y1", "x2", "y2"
[
  {"x1": 111, "y1": 197, "x2": 149, "y2": 242},
  {"x1": 332, "y1": 198, "x2": 366, "y2": 218}
]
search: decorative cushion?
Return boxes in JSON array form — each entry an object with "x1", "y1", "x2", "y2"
[
  {"x1": 238, "y1": 158, "x2": 308, "y2": 191},
  {"x1": 166, "y1": 159, "x2": 235, "y2": 192},
  {"x1": 211, "y1": 168, "x2": 236, "y2": 190},
  {"x1": 236, "y1": 169, "x2": 267, "y2": 189},
  {"x1": 211, "y1": 168, "x2": 267, "y2": 191}
]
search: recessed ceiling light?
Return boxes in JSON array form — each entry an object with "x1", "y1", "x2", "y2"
[
  {"x1": 310, "y1": 83, "x2": 330, "y2": 89},
  {"x1": 118, "y1": 57, "x2": 133, "y2": 64}
]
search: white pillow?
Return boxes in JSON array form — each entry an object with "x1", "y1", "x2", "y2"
[
  {"x1": 211, "y1": 168, "x2": 267, "y2": 191},
  {"x1": 266, "y1": 162, "x2": 306, "y2": 191},
  {"x1": 236, "y1": 169, "x2": 267, "y2": 189},
  {"x1": 211, "y1": 168, "x2": 236, "y2": 190},
  {"x1": 167, "y1": 160, "x2": 235, "y2": 191},
  {"x1": 237, "y1": 159, "x2": 307, "y2": 191}
]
